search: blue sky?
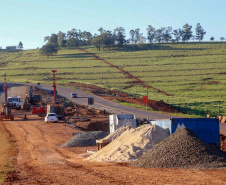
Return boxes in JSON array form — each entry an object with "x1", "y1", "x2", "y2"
[{"x1": 0, "y1": 0, "x2": 225, "y2": 49}]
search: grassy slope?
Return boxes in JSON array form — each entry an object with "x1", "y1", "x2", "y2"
[
  {"x1": 86, "y1": 43, "x2": 226, "y2": 116},
  {"x1": 0, "y1": 123, "x2": 16, "y2": 184},
  {"x1": 0, "y1": 42, "x2": 226, "y2": 116}
]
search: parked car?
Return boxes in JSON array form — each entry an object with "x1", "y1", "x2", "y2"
[
  {"x1": 70, "y1": 93, "x2": 77, "y2": 98},
  {"x1": 45, "y1": 113, "x2": 58, "y2": 123}
]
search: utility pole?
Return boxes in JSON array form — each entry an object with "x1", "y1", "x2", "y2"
[{"x1": 52, "y1": 70, "x2": 57, "y2": 105}]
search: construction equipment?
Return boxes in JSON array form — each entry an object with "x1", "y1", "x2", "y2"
[
  {"x1": 32, "y1": 94, "x2": 41, "y2": 104},
  {"x1": 0, "y1": 73, "x2": 14, "y2": 121},
  {"x1": 31, "y1": 106, "x2": 47, "y2": 117},
  {"x1": 52, "y1": 70, "x2": 57, "y2": 105}
]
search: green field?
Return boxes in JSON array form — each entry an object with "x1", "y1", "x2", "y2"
[{"x1": 0, "y1": 42, "x2": 226, "y2": 116}]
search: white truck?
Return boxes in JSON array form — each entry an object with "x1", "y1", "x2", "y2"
[{"x1": 8, "y1": 96, "x2": 24, "y2": 109}]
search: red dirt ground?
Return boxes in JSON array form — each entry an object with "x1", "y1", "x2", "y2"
[
  {"x1": 2, "y1": 86, "x2": 226, "y2": 184},
  {"x1": 3, "y1": 111, "x2": 226, "y2": 185}
]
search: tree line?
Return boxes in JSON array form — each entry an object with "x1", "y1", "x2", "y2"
[{"x1": 40, "y1": 23, "x2": 208, "y2": 55}]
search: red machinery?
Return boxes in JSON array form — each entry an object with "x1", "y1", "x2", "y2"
[
  {"x1": 52, "y1": 70, "x2": 57, "y2": 105},
  {"x1": 0, "y1": 73, "x2": 14, "y2": 121},
  {"x1": 31, "y1": 106, "x2": 47, "y2": 117}
]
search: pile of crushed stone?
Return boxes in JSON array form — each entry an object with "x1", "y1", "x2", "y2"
[
  {"x1": 131, "y1": 128, "x2": 226, "y2": 169},
  {"x1": 86, "y1": 124, "x2": 169, "y2": 162},
  {"x1": 61, "y1": 131, "x2": 108, "y2": 147}
]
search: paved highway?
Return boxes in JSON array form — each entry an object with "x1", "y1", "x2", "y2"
[
  {"x1": 1, "y1": 82, "x2": 225, "y2": 131},
  {"x1": 37, "y1": 84, "x2": 175, "y2": 120}
]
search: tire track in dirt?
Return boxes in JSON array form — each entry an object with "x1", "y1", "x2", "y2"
[
  {"x1": 79, "y1": 48, "x2": 172, "y2": 96},
  {"x1": 5, "y1": 116, "x2": 125, "y2": 184}
]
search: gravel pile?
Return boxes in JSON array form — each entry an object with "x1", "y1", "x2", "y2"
[
  {"x1": 131, "y1": 128, "x2": 226, "y2": 169},
  {"x1": 61, "y1": 131, "x2": 108, "y2": 147}
]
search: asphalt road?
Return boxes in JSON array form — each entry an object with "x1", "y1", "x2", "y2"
[
  {"x1": 1, "y1": 82, "x2": 225, "y2": 131},
  {"x1": 1, "y1": 83, "x2": 172, "y2": 119},
  {"x1": 36, "y1": 84, "x2": 175, "y2": 120}
]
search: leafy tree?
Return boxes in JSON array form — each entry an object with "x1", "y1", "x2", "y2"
[
  {"x1": 173, "y1": 29, "x2": 182, "y2": 43},
  {"x1": 57, "y1": 31, "x2": 66, "y2": 47},
  {"x1": 44, "y1": 36, "x2": 49, "y2": 42},
  {"x1": 77, "y1": 29, "x2": 83, "y2": 41},
  {"x1": 134, "y1": 28, "x2": 143, "y2": 44},
  {"x1": 220, "y1": 37, "x2": 225, "y2": 42},
  {"x1": 146, "y1": 25, "x2": 155, "y2": 43},
  {"x1": 92, "y1": 34, "x2": 102, "y2": 51},
  {"x1": 66, "y1": 29, "x2": 93, "y2": 47},
  {"x1": 114, "y1": 27, "x2": 126, "y2": 46},
  {"x1": 102, "y1": 30, "x2": 115, "y2": 49},
  {"x1": 67, "y1": 28, "x2": 78, "y2": 39},
  {"x1": 129, "y1": 30, "x2": 135, "y2": 44},
  {"x1": 182, "y1": 24, "x2": 193, "y2": 42},
  {"x1": 98, "y1": 27, "x2": 104, "y2": 35},
  {"x1": 83, "y1": 31, "x2": 93, "y2": 45},
  {"x1": 48, "y1": 34, "x2": 58, "y2": 47},
  {"x1": 18, "y1": 41, "x2": 23, "y2": 49},
  {"x1": 210, "y1": 36, "x2": 214, "y2": 41},
  {"x1": 66, "y1": 38, "x2": 79, "y2": 47},
  {"x1": 92, "y1": 28, "x2": 114, "y2": 51},
  {"x1": 195, "y1": 23, "x2": 206, "y2": 42},
  {"x1": 155, "y1": 28, "x2": 164, "y2": 44},
  {"x1": 162, "y1": 27, "x2": 172, "y2": 43},
  {"x1": 137, "y1": 36, "x2": 146, "y2": 44},
  {"x1": 40, "y1": 44, "x2": 58, "y2": 56}
]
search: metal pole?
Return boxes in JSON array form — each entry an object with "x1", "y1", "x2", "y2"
[
  {"x1": 146, "y1": 82, "x2": 148, "y2": 110},
  {"x1": 218, "y1": 101, "x2": 220, "y2": 117},
  {"x1": 3, "y1": 73, "x2": 8, "y2": 116},
  {"x1": 52, "y1": 70, "x2": 57, "y2": 105}
]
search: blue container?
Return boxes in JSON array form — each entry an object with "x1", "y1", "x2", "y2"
[{"x1": 150, "y1": 118, "x2": 220, "y2": 146}]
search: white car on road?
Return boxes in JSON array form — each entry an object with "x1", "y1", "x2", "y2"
[
  {"x1": 70, "y1": 93, "x2": 77, "y2": 98},
  {"x1": 45, "y1": 113, "x2": 58, "y2": 123}
]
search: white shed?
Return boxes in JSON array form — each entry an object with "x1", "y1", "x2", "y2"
[{"x1": 109, "y1": 114, "x2": 136, "y2": 133}]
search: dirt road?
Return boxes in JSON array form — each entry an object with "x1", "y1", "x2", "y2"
[{"x1": 3, "y1": 111, "x2": 226, "y2": 185}]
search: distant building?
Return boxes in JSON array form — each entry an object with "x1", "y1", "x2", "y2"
[{"x1": 6, "y1": 46, "x2": 17, "y2": 52}]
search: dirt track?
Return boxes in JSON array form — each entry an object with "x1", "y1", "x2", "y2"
[
  {"x1": 3, "y1": 111, "x2": 226, "y2": 185},
  {"x1": 79, "y1": 48, "x2": 172, "y2": 96}
]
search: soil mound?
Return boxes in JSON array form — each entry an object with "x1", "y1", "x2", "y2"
[
  {"x1": 61, "y1": 131, "x2": 108, "y2": 147},
  {"x1": 131, "y1": 128, "x2": 226, "y2": 169},
  {"x1": 86, "y1": 124, "x2": 169, "y2": 162},
  {"x1": 75, "y1": 120, "x2": 109, "y2": 132}
]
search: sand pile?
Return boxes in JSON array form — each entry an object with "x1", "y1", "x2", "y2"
[
  {"x1": 86, "y1": 124, "x2": 169, "y2": 162},
  {"x1": 103, "y1": 125, "x2": 131, "y2": 141},
  {"x1": 132, "y1": 128, "x2": 226, "y2": 169},
  {"x1": 61, "y1": 131, "x2": 108, "y2": 147}
]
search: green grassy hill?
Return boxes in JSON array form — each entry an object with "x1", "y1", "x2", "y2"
[{"x1": 0, "y1": 42, "x2": 226, "y2": 116}]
